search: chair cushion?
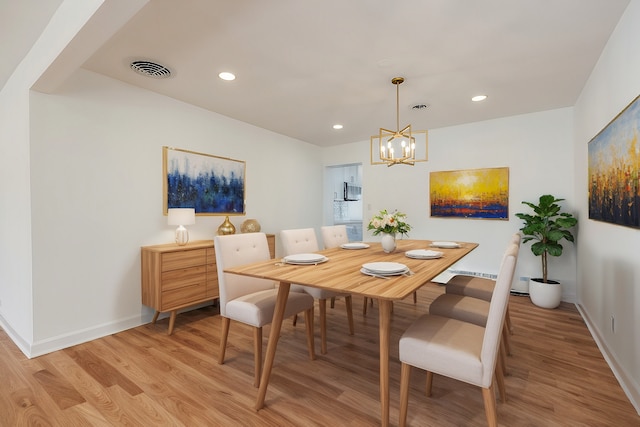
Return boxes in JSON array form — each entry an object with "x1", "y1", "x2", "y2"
[
  {"x1": 225, "y1": 289, "x2": 314, "y2": 327},
  {"x1": 446, "y1": 275, "x2": 495, "y2": 301},
  {"x1": 429, "y1": 294, "x2": 489, "y2": 327},
  {"x1": 399, "y1": 313, "x2": 486, "y2": 387}
]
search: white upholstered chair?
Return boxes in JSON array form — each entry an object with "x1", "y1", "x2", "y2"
[
  {"x1": 320, "y1": 224, "x2": 349, "y2": 250},
  {"x1": 432, "y1": 232, "x2": 522, "y2": 358},
  {"x1": 399, "y1": 243, "x2": 518, "y2": 427},
  {"x1": 281, "y1": 228, "x2": 354, "y2": 354},
  {"x1": 320, "y1": 225, "x2": 354, "y2": 310},
  {"x1": 214, "y1": 232, "x2": 316, "y2": 387},
  {"x1": 429, "y1": 236, "x2": 521, "y2": 377}
]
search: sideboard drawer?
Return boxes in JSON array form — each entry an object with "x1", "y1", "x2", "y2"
[
  {"x1": 161, "y1": 265, "x2": 207, "y2": 292},
  {"x1": 161, "y1": 282, "x2": 207, "y2": 310},
  {"x1": 162, "y1": 248, "x2": 207, "y2": 271}
]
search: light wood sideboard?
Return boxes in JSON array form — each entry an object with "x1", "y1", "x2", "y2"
[{"x1": 141, "y1": 234, "x2": 275, "y2": 334}]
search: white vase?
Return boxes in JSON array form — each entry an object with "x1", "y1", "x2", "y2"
[
  {"x1": 380, "y1": 233, "x2": 397, "y2": 253},
  {"x1": 529, "y1": 278, "x2": 562, "y2": 309}
]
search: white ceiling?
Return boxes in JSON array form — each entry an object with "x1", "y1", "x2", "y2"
[
  {"x1": 0, "y1": 0, "x2": 63, "y2": 87},
  {"x1": 3, "y1": 0, "x2": 631, "y2": 147}
]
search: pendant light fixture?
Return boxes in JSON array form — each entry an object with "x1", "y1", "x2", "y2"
[{"x1": 378, "y1": 77, "x2": 416, "y2": 166}]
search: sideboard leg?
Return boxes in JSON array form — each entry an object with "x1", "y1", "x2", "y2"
[{"x1": 168, "y1": 310, "x2": 177, "y2": 335}]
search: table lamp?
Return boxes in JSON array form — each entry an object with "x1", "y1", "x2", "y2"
[{"x1": 167, "y1": 208, "x2": 195, "y2": 245}]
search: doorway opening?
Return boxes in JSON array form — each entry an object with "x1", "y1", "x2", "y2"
[{"x1": 325, "y1": 163, "x2": 363, "y2": 241}]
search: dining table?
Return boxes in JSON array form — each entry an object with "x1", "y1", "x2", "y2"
[{"x1": 223, "y1": 238, "x2": 478, "y2": 427}]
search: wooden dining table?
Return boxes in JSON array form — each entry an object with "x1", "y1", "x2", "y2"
[{"x1": 223, "y1": 238, "x2": 478, "y2": 426}]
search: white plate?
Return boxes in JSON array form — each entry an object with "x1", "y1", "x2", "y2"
[
  {"x1": 405, "y1": 249, "x2": 443, "y2": 259},
  {"x1": 360, "y1": 267, "x2": 408, "y2": 278},
  {"x1": 430, "y1": 241, "x2": 460, "y2": 248},
  {"x1": 340, "y1": 242, "x2": 370, "y2": 249},
  {"x1": 283, "y1": 253, "x2": 328, "y2": 264},
  {"x1": 362, "y1": 262, "x2": 408, "y2": 274}
]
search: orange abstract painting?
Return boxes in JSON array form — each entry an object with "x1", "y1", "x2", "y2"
[
  {"x1": 588, "y1": 94, "x2": 640, "y2": 228},
  {"x1": 430, "y1": 167, "x2": 509, "y2": 219}
]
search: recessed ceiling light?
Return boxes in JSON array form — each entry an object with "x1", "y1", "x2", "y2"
[
  {"x1": 472, "y1": 95, "x2": 488, "y2": 102},
  {"x1": 218, "y1": 72, "x2": 236, "y2": 81},
  {"x1": 333, "y1": 124, "x2": 343, "y2": 130}
]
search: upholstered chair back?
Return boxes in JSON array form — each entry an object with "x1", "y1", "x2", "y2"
[
  {"x1": 320, "y1": 225, "x2": 349, "y2": 249},
  {"x1": 280, "y1": 228, "x2": 319, "y2": 255},
  {"x1": 214, "y1": 233, "x2": 276, "y2": 316},
  {"x1": 479, "y1": 243, "x2": 518, "y2": 387}
]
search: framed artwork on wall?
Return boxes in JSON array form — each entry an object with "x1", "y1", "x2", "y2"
[
  {"x1": 163, "y1": 146, "x2": 246, "y2": 215},
  {"x1": 430, "y1": 167, "x2": 509, "y2": 219},
  {"x1": 588, "y1": 94, "x2": 640, "y2": 228}
]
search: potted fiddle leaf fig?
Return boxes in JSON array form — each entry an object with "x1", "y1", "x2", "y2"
[{"x1": 515, "y1": 194, "x2": 577, "y2": 309}]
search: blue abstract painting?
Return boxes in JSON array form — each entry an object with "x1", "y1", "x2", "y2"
[{"x1": 163, "y1": 147, "x2": 245, "y2": 215}]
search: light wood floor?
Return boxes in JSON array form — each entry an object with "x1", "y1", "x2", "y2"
[{"x1": 1, "y1": 285, "x2": 639, "y2": 426}]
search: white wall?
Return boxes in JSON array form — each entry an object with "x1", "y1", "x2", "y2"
[
  {"x1": 23, "y1": 68, "x2": 322, "y2": 356},
  {"x1": 323, "y1": 108, "x2": 576, "y2": 294},
  {"x1": 573, "y1": 0, "x2": 640, "y2": 411},
  {"x1": 0, "y1": 0, "x2": 108, "y2": 354}
]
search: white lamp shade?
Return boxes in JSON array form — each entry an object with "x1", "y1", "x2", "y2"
[{"x1": 167, "y1": 208, "x2": 196, "y2": 226}]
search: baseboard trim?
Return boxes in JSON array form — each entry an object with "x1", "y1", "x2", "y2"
[
  {"x1": 576, "y1": 303, "x2": 640, "y2": 415},
  {"x1": 29, "y1": 314, "x2": 146, "y2": 358},
  {"x1": 0, "y1": 314, "x2": 32, "y2": 357}
]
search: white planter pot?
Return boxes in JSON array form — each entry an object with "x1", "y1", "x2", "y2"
[{"x1": 529, "y1": 278, "x2": 562, "y2": 309}]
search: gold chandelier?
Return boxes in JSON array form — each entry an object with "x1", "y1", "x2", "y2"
[{"x1": 377, "y1": 77, "x2": 416, "y2": 166}]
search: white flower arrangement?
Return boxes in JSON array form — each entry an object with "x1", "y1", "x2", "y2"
[{"x1": 367, "y1": 209, "x2": 411, "y2": 237}]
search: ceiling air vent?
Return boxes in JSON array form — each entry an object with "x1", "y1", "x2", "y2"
[
  {"x1": 411, "y1": 103, "x2": 430, "y2": 110},
  {"x1": 130, "y1": 60, "x2": 172, "y2": 79}
]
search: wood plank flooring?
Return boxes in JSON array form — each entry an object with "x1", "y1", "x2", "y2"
[{"x1": 1, "y1": 285, "x2": 638, "y2": 426}]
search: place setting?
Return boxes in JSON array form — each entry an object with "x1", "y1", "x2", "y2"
[
  {"x1": 429, "y1": 241, "x2": 461, "y2": 249},
  {"x1": 361, "y1": 262, "x2": 413, "y2": 279},
  {"x1": 340, "y1": 242, "x2": 370, "y2": 250},
  {"x1": 281, "y1": 253, "x2": 329, "y2": 265},
  {"x1": 405, "y1": 249, "x2": 444, "y2": 260}
]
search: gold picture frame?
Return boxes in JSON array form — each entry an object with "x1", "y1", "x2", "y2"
[{"x1": 163, "y1": 146, "x2": 246, "y2": 216}]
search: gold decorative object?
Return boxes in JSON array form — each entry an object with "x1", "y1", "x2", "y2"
[
  {"x1": 217, "y1": 216, "x2": 236, "y2": 235},
  {"x1": 241, "y1": 219, "x2": 261, "y2": 233},
  {"x1": 371, "y1": 77, "x2": 428, "y2": 167}
]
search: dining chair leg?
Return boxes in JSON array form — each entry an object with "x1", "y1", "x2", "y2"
[
  {"x1": 292, "y1": 313, "x2": 298, "y2": 326},
  {"x1": 482, "y1": 384, "x2": 499, "y2": 427},
  {"x1": 500, "y1": 339, "x2": 508, "y2": 376},
  {"x1": 253, "y1": 326, "x2": 263, "y2": 388},
  {"x1": 413, "y1": 291, "x2": 417, "y2": 304},
  {"x1": 399, "y1": 362, "x2": 411, "y2": 427},
  {"x1": 319, "y1": 299, "x2": 328, "y2": 354},
  {"x1": 363, "y1": 297, "x2": 375, "y2": 316},
  {"x1": 425, "y1": 371, "x2": 434, "y2": 397},
  {"x1": 502, "y1": 323, "x2": 512, "y2": 356},
  {"x1": 495, "y1": 357, "x2": 506, "y2": 403},
  {"x1": 330, "y1": 296, "x2": 336, "y2": 309},
  {"x1": 345, "y1": 295, "x2": 354, "y2": 335},
  {"x1": 218, "y1": 316, "x2": 230, "y2": 364},
  {"x1": 506, "y1": 305, "x2": 514, "y2": 334},
  {"x1": 304, "y1": 307, "x2": 316, "y2": 360}
]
